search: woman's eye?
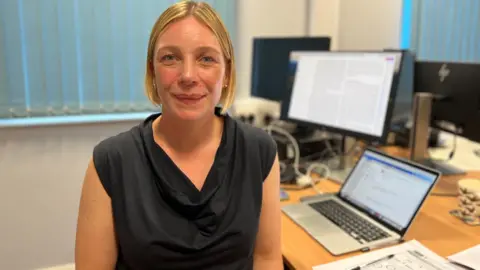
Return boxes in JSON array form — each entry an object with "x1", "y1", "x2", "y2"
[
  {"x1": 200, "y1": 56, "x2": 215, "y2": 63},
  {"x1": 161, "y1": 54, "x2": 176, "y2": 62}
]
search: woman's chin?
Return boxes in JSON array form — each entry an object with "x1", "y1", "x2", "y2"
[{"x1": 172, "y1": 107, "x2": 210, "y2": 121}]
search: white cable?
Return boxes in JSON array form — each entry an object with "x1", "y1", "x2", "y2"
[
  {"x1": 267, "y1": 124, "x2": 302, "y2": 177},
  {"x1": 266, "y1": 123, "x2": 330, "y2": 193},
  {"x1": 305, "y1": 162, "x2": 329, "y2": 194}
]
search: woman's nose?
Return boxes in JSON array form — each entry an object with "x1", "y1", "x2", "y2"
[{"x1": 179, "y1": 58, "x2": 197, "y2": 85}]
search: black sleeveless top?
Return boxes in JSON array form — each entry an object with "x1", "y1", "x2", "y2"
[{"x1": 92, "y1": 109, "x2": 277, "y2": 270}]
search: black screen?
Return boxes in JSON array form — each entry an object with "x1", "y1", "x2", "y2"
[
  {"x1": 250, "y1": 37, "x2": 331, "y2": 101},
  {"x1": 414, "y1": 61, "x2": 480, "y2": 140}
]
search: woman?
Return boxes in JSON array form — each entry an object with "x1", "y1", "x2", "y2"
[{"x1": 75, "y1": 1, "x2": 282, "y2": 269}]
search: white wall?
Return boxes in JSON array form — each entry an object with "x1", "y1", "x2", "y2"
[
  {"x1": 0, "y1": 1, "x2": 404, "y2": 269},
  {"x1": 309, "y1": 0, "x2": 341, "y2": 50},
  {"x1": 0, "y1": 121, "x2": 140, "y2": 270},
  {"x1": 337, "y1": 0, "x2": 403, "y2": 50},
  {"x1": 236, "y1": 0, "x2": 308, "y2": 99}
]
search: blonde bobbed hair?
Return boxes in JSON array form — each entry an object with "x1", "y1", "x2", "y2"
[{"x1": 145, "y1": 1, "x2": 236, "y2": 114}]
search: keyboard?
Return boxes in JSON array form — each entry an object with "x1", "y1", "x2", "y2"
[{"x1": 309, "y1": 200, "x2": 389, "y2": 243}]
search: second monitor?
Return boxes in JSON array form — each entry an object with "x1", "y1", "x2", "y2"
[{"x1": 250, "y1": 36, "x2": 331, "y2": 102}]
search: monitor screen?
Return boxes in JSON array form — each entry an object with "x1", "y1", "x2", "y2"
[
  {"x1": 340, "y1": 149, "x2": 438, "y2": 232},
  {"x1": 250, "y1": 37, "x2": 331, "y2": 101},
  {"x1": 284, "y1": 51, "x2": 402, "y2": 141}
]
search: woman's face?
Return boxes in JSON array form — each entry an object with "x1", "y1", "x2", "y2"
[{"x1": 153, "y1": 16, "x2": 227, "y2": 121}]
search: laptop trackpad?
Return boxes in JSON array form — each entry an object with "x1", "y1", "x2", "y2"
[
  {"x1": 299, "y1": 215, "x2": 362, "y2": 255},
  {"x1": 296, "y1": 216, "x2": 339, "y2": 236}
]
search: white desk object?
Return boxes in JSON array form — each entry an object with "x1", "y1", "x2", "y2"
[
  {"x1": 429, "y1": 132, "x2": 480, "y2": 172},
  {"x1": 313, "y1": 240, "x2": 461, "y2": 270},
  {"x1": 447, "y1": 244, "x2": 480, "y2": 270}
]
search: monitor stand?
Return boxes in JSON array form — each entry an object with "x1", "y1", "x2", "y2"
[
  {"x1": 329, "y1": 161, "x2": 354, "y2": 184},
  {"x1": 409, "y1": 93, "x2": 465, "y2": 175},
  {"x1": 328, "y1": 137, "x2": 356, "y2": 184}
]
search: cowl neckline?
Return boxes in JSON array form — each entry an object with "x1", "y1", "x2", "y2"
[{"x1": 139, "y1": 109, "x2": 234, "y2": 235}]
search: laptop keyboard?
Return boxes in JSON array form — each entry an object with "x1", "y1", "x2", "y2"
[{"x1": 309, "y1": 200, "x2": 390, "y2": 243}]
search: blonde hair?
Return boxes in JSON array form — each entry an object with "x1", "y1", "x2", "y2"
[{"x1": 145, "y1": 1, "x2": 236, "y2": 114}]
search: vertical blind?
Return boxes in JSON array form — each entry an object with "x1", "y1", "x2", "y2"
[
  {"x1": 0, "y1": 0, "x2": 236, "y2": 119},
  {"x1": 407, "y1": 0, "x2": 480, "y2": 62}
]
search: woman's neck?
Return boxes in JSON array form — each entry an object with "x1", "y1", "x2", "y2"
[{"x1": 153, "y1": 111, "x2": 223, "y2": 153}]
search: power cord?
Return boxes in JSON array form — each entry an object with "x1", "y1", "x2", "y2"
[
  {"x1": 429, "y1": 127, "x2": 458, "y2": 162},
  {"x1": 266, "y1": 123, "x2": 330, "y2": 193}
]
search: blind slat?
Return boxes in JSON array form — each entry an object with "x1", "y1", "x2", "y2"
[
  {"x1": 0, "y1": 2, "x2": 9, "y2": 117},
  {"x1": 58, "y1": 0, "x2": 81, "y2": 114},
  {"x1": 0, "y1": 0, "x2": 27, "y2": 118},
  {"x1": 22, "y1": 0, "x2": 49, "y2": 115},
  {"x1": 41, "y1": 0, "x2": 63, "y2": 115}
]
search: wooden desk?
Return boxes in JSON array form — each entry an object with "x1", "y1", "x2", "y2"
[{"x1": 281, "y1": 149, "x2": 480, "y2": 270}]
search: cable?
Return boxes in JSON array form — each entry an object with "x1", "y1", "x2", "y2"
[
  {"x1": 267, "y1": 124, "x2": 302, "y2": 176},
  {"x1": 448, "y1": 131, "x2": 458, "y2": 160},
  {"x1": 266, "y1": 123, "x2": 329, "y2": 193},
  {"x1": 429, "y1": 127, "x2": 458, "y2": 162},
  {"x1": 305, "y1": 162, "x2": 329, "y2": 194}
]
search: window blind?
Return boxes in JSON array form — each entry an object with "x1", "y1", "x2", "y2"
[
  {"x1": 0, "y1": 0, "x2": 236, "y2": 119},
  {"x1": 407, "y1": 0, "x2": 480, "y2": 62}
]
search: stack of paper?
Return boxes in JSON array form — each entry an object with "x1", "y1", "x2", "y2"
[
  {"x1": 448, "y1": 244, "x2": 480, "y2": 270},
  {"x1": 313, "y1": 240, "x2": 461, "y2": 270}
]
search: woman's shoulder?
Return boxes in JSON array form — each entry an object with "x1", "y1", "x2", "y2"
[
  {"x1": 230, "y1": 118, "x2": 277, "y2": 180},
  {"x1": 233, "y1": 118, "x2": 277, "y2": 151},
  {"x1": 93, "y1": 113, "x2": 158, "y2": 158},
  {"x1": 93, "y1": 125, "x2": 142, "y2": 159},
  {"x1": 91, "y1": 122, "x2": 149, "y2": 197}
]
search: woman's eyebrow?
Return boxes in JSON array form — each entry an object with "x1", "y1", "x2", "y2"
[
  {"x1": 156, "y1": 45, "x2": 181, "y2": 55},
  {"x1": 155, "y1": 45, "x2": 221, "y2": 57},
  {"x1": 195, "y1": 46, "x2": 221, "y2": 55}
]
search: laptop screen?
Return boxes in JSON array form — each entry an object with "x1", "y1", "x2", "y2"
[{"x1": 339, "y1": 150, "x2": 439, "y2": 232}]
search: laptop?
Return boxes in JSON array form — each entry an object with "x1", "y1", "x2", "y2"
[{"x1": 282, "y1": 148, "x2": 441, "y2": 256}]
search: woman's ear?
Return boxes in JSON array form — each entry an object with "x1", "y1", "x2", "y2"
[{"x1": 223, "y1": 68, "x2": 230, "y2": 87}]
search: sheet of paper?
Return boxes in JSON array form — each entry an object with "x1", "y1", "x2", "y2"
[
  {"x1": 313, "y1": 240, "x2": 460, "y2": 270},
  {"x1": 447, "y1": 244, "x2": 480, "y2": 270}
]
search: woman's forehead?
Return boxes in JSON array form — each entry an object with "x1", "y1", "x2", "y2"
[{"x1": 156, "y1": 17, "x2": 221, "y2": 52}]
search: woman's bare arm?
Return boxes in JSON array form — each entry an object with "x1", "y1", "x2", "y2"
[
  {"x1": 75, "y1": 158, "x2": 118, "y2": 270},
  {"x1": 253, "y1": 154, "x2": 283, "y2": 270}
]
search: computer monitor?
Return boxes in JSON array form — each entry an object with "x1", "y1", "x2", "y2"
[
  {"x1": 281, "y1": 51, "x2": 403, "y2": 143},
  {"x1": 414, "y1": 61, "x2": 480, "y2": 160},
  {"x1": 384, "y1": 49, "x2": 416, "y2": 131},
  {"x1": 414, "y1": 61, "x2": 480, "y2": 135},
  {"x1": 250, "y1": 37, "x2": 331, "y2": 101},
  {"x1": 281, "y1": 51, "x2": 403, "y2": 183}
]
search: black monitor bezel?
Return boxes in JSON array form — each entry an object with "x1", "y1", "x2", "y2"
[
  {"x1": 280, "y1": 50, "x2": 405, "y2": 144},
  {"x1": 337, "y1": 147, "x2": 441, "y2": 237},
  {"x1": 249, "y1": 36, "x2": 331, "y2": 102}
]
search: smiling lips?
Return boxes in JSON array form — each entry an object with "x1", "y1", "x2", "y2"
[{"x1": 173, "y1": 94, "x2": 206, "y2": 105}]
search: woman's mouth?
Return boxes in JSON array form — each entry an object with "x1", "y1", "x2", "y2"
[{"x1": 173, "y1": 94, "x2": 206, "y2": 105}]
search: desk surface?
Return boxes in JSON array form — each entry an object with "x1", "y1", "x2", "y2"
[{"x1": 281, "y1": 147, "x2": 480, "y2": 270}]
